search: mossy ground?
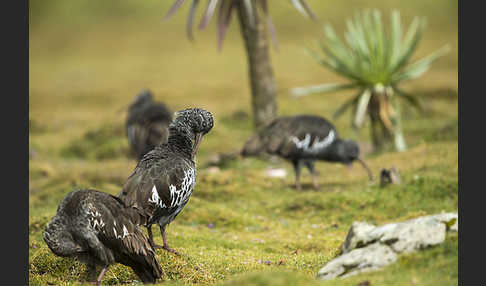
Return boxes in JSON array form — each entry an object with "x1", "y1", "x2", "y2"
[{"x1": 29, "y1": 1, "x2": 457, "y2": 285}]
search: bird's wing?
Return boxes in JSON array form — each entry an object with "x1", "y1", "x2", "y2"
[
  {"x1": 145, "y1": 161, "x2": 196, "y2": 224},
  {"x1": 292, "y1": 116, "x2": 337, "y2": 139},
  {"x1": 92, "y1": 196, "x2": 162, "y2": 282},
  {"x1": 281, "y1": 118, "x2": 337, "y2": 157},
  {"x1": 258, "y1": 118, "x2": 291, "y2": 154},
  {"x1": 118, "y1": 158, "x2": 195, "y2": 224}
]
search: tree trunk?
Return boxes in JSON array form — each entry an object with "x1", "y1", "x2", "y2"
[
  {"x1": 236, "y1": 0, "x2": 277, "y2": 129},
  {"x1": 368, "y1": 94, "x2": 385, "y2": 152},
  {"x1": 368, "y1": 89, "x2": 406, "y2": 152}
]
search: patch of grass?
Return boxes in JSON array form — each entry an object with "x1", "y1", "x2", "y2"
[
  {"x1": 217, "y1": 270, "x2": 321, "y2": 286},
  {"x1": 60, "y1": 124, "x2": 129, "y2": 160},
  {"x1": 424, "y1": 118, "x2": 458, "y2": 142},
  {"x1": 29, "y1": 118, "x2": 48, "y2": 134}
]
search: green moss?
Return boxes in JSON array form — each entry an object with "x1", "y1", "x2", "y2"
[
  {"x1": 60, "y1": 124, "x2": 129, "y2": 160},
  {"x1": 217, "y1": 270, "x2": 320, "y2": 286}
]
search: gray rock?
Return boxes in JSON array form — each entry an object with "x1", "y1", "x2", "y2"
[
  {"x1": 427, "y1": 212, "x2": 458, "y2": 232},
  {"x1": 317, "y1": 242, "x2": 397, "y2": 280},
  {"x1": 341, "y1": 212, "x2": 458, "y2": 254},
  {"x1": 341, "y1": 222, "x2": 377, "y2": 253},
  {"x1": 319, "y1": 212, "x2": 458, "y2": 281},
  {"x1": 371, "y1": 217, "x2": 446, "y2": 253}
]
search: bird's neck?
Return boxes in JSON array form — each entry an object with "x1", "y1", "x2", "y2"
[
  {"x1": 316, "y1": 141, "x2": 341, "y2": 162},
  {"x1": 167, "y1": 127, "x2": 194, "y2": 159}
]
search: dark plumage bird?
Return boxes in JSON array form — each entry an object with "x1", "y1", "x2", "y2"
[
  {"x1": 118, "y1": 108, "x2": 214, "y2": 254},
  {"x1": 241, "y1": 115, "x2": 373, "y2": 190},
  {"x1": 43, "y1": 189, "x2": 162, "y2": 285},
  {"x1": 126, "y1": 89, "x2": 173, "y2": 160}
]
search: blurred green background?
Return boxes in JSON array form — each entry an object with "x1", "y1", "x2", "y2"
[{"x1": 30, "y1": 0, "x2": 457, "y2": 144}]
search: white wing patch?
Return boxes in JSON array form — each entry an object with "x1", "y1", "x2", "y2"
[
  {"x1": 170, "y1": 168, "x2": 196, "y2": 206},
  {"x1": 148, "y1": 185, "x2": 167, "y2": 207},
  {"x1": 86, "y1": 204, "x2": 131, "y2": 240},
  {"x1": 113, "y1": 224, "x2": 130, "y2": 240},
  {"x1": 87, "y1": 209, "x2": 105, "y2": 231},
  {"x1": 148, "y1": 168, "x2": 196, "y2": 208},
  {"x1": 290, "y1": 130, "x2": 335, "y2": 154}
]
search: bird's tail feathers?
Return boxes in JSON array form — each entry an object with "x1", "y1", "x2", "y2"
[
  {"x1": 124, "y1": 227, "x2": 163, "y2": 283},
  {"x1": 241, "y1": 134, "x2": 263, "y2": 157}
]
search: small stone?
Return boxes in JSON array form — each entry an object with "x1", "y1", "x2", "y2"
[
  {"x1": 380, "y1": 167, "x2": 401, "y2": 187},
  {"x1": 206, "y1": 166, "x2": 220, "y2": 174},
  {"x1": 265, "y1": 168, "x2": 287, "y2": 178}
]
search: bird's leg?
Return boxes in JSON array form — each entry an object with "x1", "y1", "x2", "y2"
[
  {"x1": 160, "y1": 224, "x2": 180, "y2": 255},
  {"x1": 86, "y1": 260, "x2": 97, "y2": 282},
  {"x1": 93, "y1": 265, "x2": 109, "y2": 286},
  {"x1": 304, "y1": 160, "x2": 319, "y2": 190},
  {"x1": 292, "y1": 160, "x2": 302, "y2": 191},
  {"x1": 147, "y1": 225, "x2": 163, "y2": 249}
]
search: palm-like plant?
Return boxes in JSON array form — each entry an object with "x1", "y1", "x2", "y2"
[
  {"x1": 291, "y1": 10, "x2": 449, "y2": 152},
  {"x1": 163, "y1": 0, "x2": 315, "y2": 129}
]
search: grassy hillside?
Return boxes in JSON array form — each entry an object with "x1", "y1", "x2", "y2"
[{"x1": 29, "y1": 0, "x2": 458, "y2": 285}]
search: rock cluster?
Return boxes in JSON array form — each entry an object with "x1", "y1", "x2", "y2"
[{"x1": 317, "y1": 212, "x2": 458, "y2": 280}]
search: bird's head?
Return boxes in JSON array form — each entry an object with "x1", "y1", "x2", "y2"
[
  {"x1": 334, "y1": 139, "x2": 374, "y2": 181},
  {"x1": 170, "y1": 108, "x2": 214, "y2": 159},
  {"x1": 131, "y1": 89, "x2": 154, "y2": 109},
  {"x1": 335, "y1": 139, "x2": 360, "y2": 164}
]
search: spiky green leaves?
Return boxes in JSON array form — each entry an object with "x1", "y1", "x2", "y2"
[
  {"x1": 290, "y1": 9, "x2": 449, "y2": 152},
  {"x1": 163, "y1": 0, "x2": 315, "y2": 51},
  {"x1": 292, "y1": 9, "x2": 449, "y2": 91}
]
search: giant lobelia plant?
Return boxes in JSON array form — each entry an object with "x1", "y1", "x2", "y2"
[
  {"x1": 163, "y1": 0, "x2": 315, "y2": 129},
  {"x1": 291, "y1": 9, "x2": 449, "y2": 152}
]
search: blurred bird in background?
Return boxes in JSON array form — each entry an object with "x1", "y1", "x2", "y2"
[
  {"x1": 126, "y1": 89, "x2": 173, "y2": 160},
  {"x1": 241, "y1": 115, "x2": 373, "y2": 190}
]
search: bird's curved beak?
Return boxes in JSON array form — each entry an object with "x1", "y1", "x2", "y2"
[
  {"x1": 356, "y1": 157, "x2": 374, "y2": 181},
  {"x1": 192, "y1": 132, "x2": 204, "y2": 160}
]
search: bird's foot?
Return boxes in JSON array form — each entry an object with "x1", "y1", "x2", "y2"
[
  {"x1": 152, "y1": 243, "x2": 164, "y2": 249},
  {"x1": 162, "y1": 245, "x2": 180, "y2": 255}
]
